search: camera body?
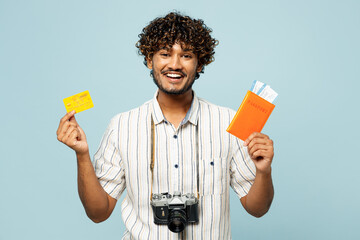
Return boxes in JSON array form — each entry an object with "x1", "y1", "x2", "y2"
[{"x1": 151, "y1": 191, "x2": 199, "y2": 233}]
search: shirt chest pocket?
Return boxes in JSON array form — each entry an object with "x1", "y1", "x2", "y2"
[{"x1": 199, "y1": 157, "x2": 227, "y2": 195}]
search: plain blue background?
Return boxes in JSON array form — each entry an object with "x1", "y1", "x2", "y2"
[{"x1": 1, "y1": 0, "x2": 359, "y2": 239}]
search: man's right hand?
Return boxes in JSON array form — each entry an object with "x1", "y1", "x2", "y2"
[
  {"x1": 56, "y1": 111, "x2": 116, "y2": 222},
  {"x1": 57, "y1": 111, "x2": 89, "y2": 155}
]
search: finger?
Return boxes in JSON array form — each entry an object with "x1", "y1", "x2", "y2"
[
  {"x1": 248, "y1": 144, "x2": 273, "y2": 157},
  {"x1": 57, "y1": 111, "x2": 76, "y2": 135},
  {"x1": 248, "y1": 142, "x2": 273, "y2": 152},
  {"x1": 252, "y1": 149, "x2": 273, "y2": 161},
  {"x1": 61, "y1": 126, "x2": 78, "y2": 144},
  {"x1": 244, "y1": 132, "x2": 268, "y2": 146},
  {"x1": 57, "y1": 121, "x2": 70, "y2": 141},
  {"x1": 69, "y1": 115, "x2": 79, "y2": 126},
  {"x1": 77, "y1": 126, "x2": 86, "y2": 141},
  {"x1": 61, "y1": 128, "x2": 79, "y2": 148},
  {"x1": 252, "y1": 149, "x2": 266, "y2": 160},
  {"x1": 247, "y1": 138, "x2": 273, "y2": 150},
  {"x1": 69, "y1": 130, "x2": 79, "y2": 147},
  {"x1": 75, "y1": 127, "x2": 81, "y2": 141},
  {"x1": 59, "y1": 111, "x2": 76, "y2": 126},
  {"x1": 57, "y1": 121, "x2": 77, "y2": 141}
]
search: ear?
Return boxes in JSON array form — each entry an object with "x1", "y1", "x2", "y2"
[
  {"x1": 197, "y1": 64, "x2": 203, "y2": 73},
  {"x1": 147, "y1": 57, "x2": 153, "y2": 70}
]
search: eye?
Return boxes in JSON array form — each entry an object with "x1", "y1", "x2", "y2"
[
  {"x1": 183, "y1": 54, "x2": 192, "y2": 59},
  {"x1": 160, "y1": 53, "x2": 169, "y2": 57}
]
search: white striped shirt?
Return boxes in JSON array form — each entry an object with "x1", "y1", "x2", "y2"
[{"x1": 93, "y1": 91, "x2": 256, "y2": 240}]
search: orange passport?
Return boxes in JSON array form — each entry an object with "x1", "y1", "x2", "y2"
[{"x1": 227, "y1": 91, "x2": 275, "y2": 141}]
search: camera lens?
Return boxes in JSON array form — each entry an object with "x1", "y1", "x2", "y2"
[{"x1": 167, "y1": 209, "x2": 187, "y2": 233}]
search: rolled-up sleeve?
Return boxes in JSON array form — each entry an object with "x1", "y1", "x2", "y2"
[{"x1": 93, "y1": 115, "x2": 126, "y2": 200}]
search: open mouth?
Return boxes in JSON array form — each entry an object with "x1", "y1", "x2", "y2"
[
  {"x1": 165, "y1": 73, "x2": 183, "y2": 80},
  {"x1": 162, "y1": 70, "x2": 186, "y2": 81}
]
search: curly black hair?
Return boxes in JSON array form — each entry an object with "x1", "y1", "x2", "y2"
[{"x1": 136, "y1": 12, "x2": 218, "y2": 79}]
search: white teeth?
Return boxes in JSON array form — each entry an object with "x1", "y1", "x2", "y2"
[{"x1": 166, "y1": 73, "x2": 182, "y2": 78}]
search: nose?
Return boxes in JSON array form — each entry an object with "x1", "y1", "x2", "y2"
[{"x1": 168, "y1": 55, "x2": 182, "y2": 70}]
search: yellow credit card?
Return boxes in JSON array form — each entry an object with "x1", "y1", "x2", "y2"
[{"x1": 63, "y1": 90, "x2": 94, "y2": 113}]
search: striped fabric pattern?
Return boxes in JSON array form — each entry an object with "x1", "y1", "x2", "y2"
[{"x1": 93, "y1": 92, "x2": 256, "y2": 240}]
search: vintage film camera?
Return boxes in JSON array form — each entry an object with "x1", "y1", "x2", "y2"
[{"x1": 151, "y1": 191, "x2": 199, "y2": 233}]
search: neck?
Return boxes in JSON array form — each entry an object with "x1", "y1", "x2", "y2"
[{"x1": 157, "y1": 89, "x2": 193, "y2": 128}]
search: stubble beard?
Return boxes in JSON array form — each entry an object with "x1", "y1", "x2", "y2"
[{"x1": 151, "y1": 70, "x2": 196, "y2": 95}]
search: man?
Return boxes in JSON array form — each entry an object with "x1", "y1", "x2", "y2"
[{"x1": 57, "y1": 12, "x2": 274, "y2": 239}]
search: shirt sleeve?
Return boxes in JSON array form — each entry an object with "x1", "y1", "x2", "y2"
[
  {"x1": 229, "y1": 136, "x2": 256, "y2": 198},
  {"x1": 93, "y1": 115, "x2": 126, "y2": 200}
]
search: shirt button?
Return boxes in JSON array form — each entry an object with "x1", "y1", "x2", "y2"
[
  {"x1": 175, "y1": 164, "x2": 179, "y2": 168},
  {"x1": 210, "y1": 161, "x2": 214, "y2": 166},
  {"x1": 164, "y1": 121, "x2": 168, "y2": 124},
  {"x1": 173, "y1": 135, "x2": 178, "y2": 139}
]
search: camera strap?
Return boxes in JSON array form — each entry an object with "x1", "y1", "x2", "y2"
[{"x1": 150, "y1": 115, "x2": 200, "y2": 200}]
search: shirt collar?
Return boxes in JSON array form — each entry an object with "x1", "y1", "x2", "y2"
[{"x1": 151, "y1": 90, "x2": 199, "y2": 126}]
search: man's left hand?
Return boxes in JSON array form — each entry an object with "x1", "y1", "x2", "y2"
[{"x1": 244, "y1": 132, "x2": 274, "y2": 174}]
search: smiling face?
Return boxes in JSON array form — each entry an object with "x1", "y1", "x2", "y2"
[{"x1": 147, "y1": 43, "x2": 202, "y2": 95}]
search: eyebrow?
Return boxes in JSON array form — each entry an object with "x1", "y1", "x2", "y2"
[{"x1": 159, "y1": 46, "x2": 194, "y2": 52}]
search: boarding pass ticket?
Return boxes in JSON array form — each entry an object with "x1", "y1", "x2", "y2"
[{"x1": 250, "y1": 80, "x2": 278, "y2": 103}]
